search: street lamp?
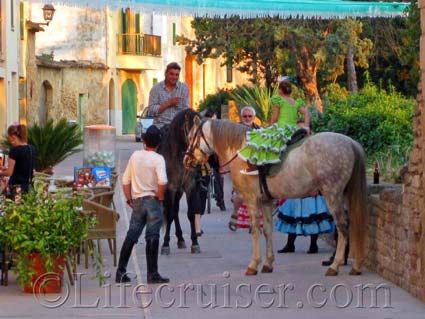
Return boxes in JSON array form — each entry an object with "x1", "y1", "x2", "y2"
[
  {"x1": 41, "y1": 4, "x2": 56, "y2": 25},
  {"x1": 26, "y1": 3, "x2": 55, "y2": 29}
]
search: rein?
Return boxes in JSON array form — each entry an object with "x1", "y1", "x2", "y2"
[
  {"x1": 218, "y1": 153, "x2": 238, "y2": 174},
  {"x1": 185, "y1": 120, "x2": 213, "y2": 159},
  {"x1": 186, "y1": 120, "x2": 240, "y2": 175}
]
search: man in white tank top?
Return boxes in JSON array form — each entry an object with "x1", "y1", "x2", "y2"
[{"x1": 116, "y1": 125, "x2": 169, "y2": 284}]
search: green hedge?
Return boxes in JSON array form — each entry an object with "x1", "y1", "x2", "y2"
[{"x1": 311, "y1": 83, "x2": 414, "y2": 166}]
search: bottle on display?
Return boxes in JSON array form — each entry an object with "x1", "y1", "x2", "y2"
[{"x1": 373, "y1": 162, "x2": 380, "y2": 184}]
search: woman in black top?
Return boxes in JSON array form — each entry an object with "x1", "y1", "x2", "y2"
[{"x1": 0, "y1": 124, "x2": 35, "y2": 193}]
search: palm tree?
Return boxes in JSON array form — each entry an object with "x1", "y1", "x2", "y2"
[
  {"x1": 229, "y1": 84, "x2": 278, "y2": 123},
  {"x1": 1, "y1": 119, "x2": 83, "y2": 174}
]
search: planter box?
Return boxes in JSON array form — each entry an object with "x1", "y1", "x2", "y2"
[{"x1": 23, "y1": 253, "x2": 65, "y2": 294}]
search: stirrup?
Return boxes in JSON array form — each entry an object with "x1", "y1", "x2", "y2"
[{"x1": 240, "y1": 169, "x2": 259, "y2": 175}]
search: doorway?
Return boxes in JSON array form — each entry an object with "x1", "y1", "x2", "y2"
[{"x1": 121, "y1": 79, "x2": 137, "y2": 134}]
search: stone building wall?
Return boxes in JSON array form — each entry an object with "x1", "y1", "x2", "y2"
[
  {"x1": 366, "y1": 185, "x2": 424, "y2": 301},
  {"x1": 363, "y1": 1, "x2": 425, "y2": 301},
  {"x1": 26, "y1": 58, "x2": 109, "y2": 126}
]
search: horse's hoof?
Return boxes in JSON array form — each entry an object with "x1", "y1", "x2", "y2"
[
  {"x1": 245, "y1": 267, "x2": 258, "y2": 276},
  {"x1": 191, "y1": 245, "x2": 201, "y2": 254},
  {"x1": 325, "y1": 268, "x2": 338, "y2": 276},
  {"x1": 349, "y1": 268, "x2": 362, "y2": 276},
  {"x1": 261, "y1": 265, "x2": 273, "y2": 273},
  {"x1": 177, "y1": 241, "x2": 186, "y2": 249},
  {"x1": 161, "y1": 246, "x2": 170, "y2": 255}
]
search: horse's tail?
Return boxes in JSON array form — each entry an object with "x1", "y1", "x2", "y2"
[{"x1": 346, "y1": 140, "x2": 367, "y2": 267}]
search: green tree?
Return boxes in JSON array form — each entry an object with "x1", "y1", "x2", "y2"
[
  {"x1": 179, "y1": 17, "x2": 281, "y2": 88},
  {"x1": 276, "y1": 19, "x2": 372, "y2": 111},
  {"x1": 181, "y1": 16, "x2": 375, "y2": 110},
  {"x1": 275, "y1": 20, "x2": 331, "y2": 112},
  {"x1": 401, "y1": 0, "x2": 420, "y2": 93},
  {"x1": 322, "y1": 19, "x2": 372, "y2": 92}
]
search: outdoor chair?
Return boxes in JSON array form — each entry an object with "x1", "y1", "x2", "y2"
[
  {"x1": 89, "y1": 190, "x2": 115, "y2": 208},
  {"x1": 88, "y1": 191, "x2": 117, "y2": 254},
  {"x1": 81, "y1": 199, "x2": 119, "y2": 268},
  {"x1": 0, "y1": 247, "x2": 10, "y2": 286}
]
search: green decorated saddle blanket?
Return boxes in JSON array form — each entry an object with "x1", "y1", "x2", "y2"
[{"x1": 266, "y1": 136, "x2": 308, "y2": 177}]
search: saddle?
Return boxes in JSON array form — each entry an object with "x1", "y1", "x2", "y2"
[{"x1": 258, "y1": 128, "x2": 309, "y2": 199}]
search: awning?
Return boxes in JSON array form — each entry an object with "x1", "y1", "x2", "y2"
[{"x1": 28, "y1": 0, "x2": 409, "y2": 18}]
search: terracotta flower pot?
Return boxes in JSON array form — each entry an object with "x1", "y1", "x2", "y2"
[{"x1": 23, "y1": 253, "x2": 65, "y2": 294}]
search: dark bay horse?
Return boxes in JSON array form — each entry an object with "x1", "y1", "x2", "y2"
[
  {"x1": 158, "y1": 109, "x2": 201, "y2": 255},
  {"x1": 184, "y1": 117, "x2": 367, "y2": 276}
]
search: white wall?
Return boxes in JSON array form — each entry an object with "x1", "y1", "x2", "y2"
[
  {"x1": 1, "y1": 0, "x2": 20, "y2": 130},
  {"x1": 30, "y1": 4, "x2": 107, "y2": 63}
]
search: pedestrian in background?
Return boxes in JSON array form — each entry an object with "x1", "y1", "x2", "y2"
[
  {"x1": 0, "y1": 124, "x2": 35, "y2": 198},
  {"x1": 228, "y1": 106, "x2": 261, "y2": 231}
]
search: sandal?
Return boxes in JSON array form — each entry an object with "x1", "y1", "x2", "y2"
[{"x1": 228, "y1": 223, "x2": 237, "y2": 231}]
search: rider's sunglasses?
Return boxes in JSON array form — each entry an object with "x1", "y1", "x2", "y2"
[{"x1": 242, "y1": 115, "x2": 253, "y2": 118}]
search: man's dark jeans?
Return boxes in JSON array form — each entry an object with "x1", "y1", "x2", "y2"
[{"x1": 125, "y1": 197, "x2": 164, "y2": 244}]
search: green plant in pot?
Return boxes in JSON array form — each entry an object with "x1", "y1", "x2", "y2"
[{"x1": 0, "y1": 182, "x2": 92, "y2": 292}]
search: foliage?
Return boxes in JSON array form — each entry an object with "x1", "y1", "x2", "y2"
[
  {"x1": 180, "y1": 17, "x2": 374, "y2": 112},
  {"x1": 369, "y1": 145, "x2": 411, "y2": 183},
  {"x1": 0, "y1": 119, "x2": 83, "y2": 173},
  {"x1": 229, "y1": 85, "x2": 278, "y2": 122},
  {"x1": 322, "y1": 19, "x2": 373, "y2": 91},
  {"x1": 198, "y1": 88, "x2": 235, "y2": 117},
  {"x1": 180, "y1": 11, "x2": 419, "y2": 99},
  {"x1": 401, "y1": 0, "x2": 420, "y2": 95},
  {"x1": 0, "y1": 182, "x2": 91, "y2": 288},
  {"x1": 311, "y1": 82, "x2": 414, "y2": 167},
  {"x1": 359, "y1": 6, "x2": 418, "y2": 98},
  {"x1": 178, "y1": 17, "x2": 281, "y2": 88}
]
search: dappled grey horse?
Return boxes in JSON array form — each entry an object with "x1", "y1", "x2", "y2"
[{"x1": 184, "y1": 117, "x2": 367, "y2": 276}]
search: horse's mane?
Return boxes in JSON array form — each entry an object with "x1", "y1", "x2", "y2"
[
  {"x1": 210, "y1": 119, "x2": 248, "y2": 154},
  {"x1": 159, "y1": 108, "x2": 199, "y2": 158}
]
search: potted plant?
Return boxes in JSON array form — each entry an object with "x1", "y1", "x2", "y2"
[{"x1": 0, "y1": 182, "x2": 92, "y2": 293}]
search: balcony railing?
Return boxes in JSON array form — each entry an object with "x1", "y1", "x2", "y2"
[{"x1": 117, "y1": 33, "x2": 161, "y2": 56}]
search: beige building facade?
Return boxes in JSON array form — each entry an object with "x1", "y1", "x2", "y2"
[
  {"x1": 21, "y1": 3, "x2": 248, "y2": 135},
  {"x1": 0, "y1": 0, "x2": 20, "y2": 134}
]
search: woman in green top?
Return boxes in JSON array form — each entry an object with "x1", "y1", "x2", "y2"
[{"x1": 238, "y1": 80, "x2": 310, "y2": 175}]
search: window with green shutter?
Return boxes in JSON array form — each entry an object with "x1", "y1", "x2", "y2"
[
  {"x1": 172, "y1": 23, "x2": 176, "y2": 46},
  {"x1": 20, "y1": 2, "x2": 24, "y2": 40}
]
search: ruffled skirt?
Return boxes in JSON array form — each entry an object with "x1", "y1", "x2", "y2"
[
  {"x1": 275, "y1": 195, "x2": 335, "y2": 235},
  {"x1": 238, "y1": 124, "x2": 296, "y2": 165},
  {"x1": 236, "y1": 203, "x2": 263, "y2": 229}
]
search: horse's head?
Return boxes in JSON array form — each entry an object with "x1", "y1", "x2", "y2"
[{"x1": 184, "y1": 115, "x2": 213, "y2": 170}]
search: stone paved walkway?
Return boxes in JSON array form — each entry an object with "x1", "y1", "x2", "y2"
[{"x1": 1, "y1": 136, "x2": 424, "y2": 319}]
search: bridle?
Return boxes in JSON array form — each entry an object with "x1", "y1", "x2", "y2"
[
  {"x1": 185, "y1": 121, "x2": 213, "y2": 167},
  {"x1": 185, "y1": 120, "x2": 239, "y2": 173}
]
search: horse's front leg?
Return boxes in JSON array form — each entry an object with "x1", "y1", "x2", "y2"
[
  {"x1": 161, "y1": 191, "x2": 173, "y2": 255},
  {"x1": 185, "y1": 192, "x2": 200, "y2": 253},
  {"x1": 172, "y1": 190, "x2": 186, "y2": 247},
  {"x1": 260, "y1": 200, "x2": 275, "y2": 273},
  {"x1": 245, "y1": 200, "x2": 262, "y2": 276}
]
